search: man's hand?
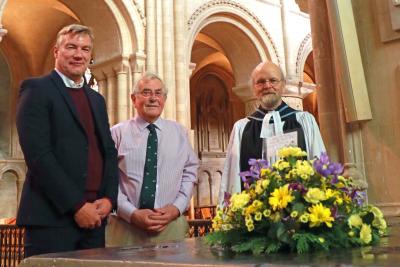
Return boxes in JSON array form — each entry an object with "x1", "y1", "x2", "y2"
[
  {"x1": 149, "y1": 204, "x2": 180, "y2": 226},
  {"x1": 130, "y1": 209, "x2": 167, "y2": 233},
  {"x1": 94, "y1": 198, "x2": 113, "y2": 219},
  {"x1": 74, "y1": 202, "x2": 102, "y2": 229}
]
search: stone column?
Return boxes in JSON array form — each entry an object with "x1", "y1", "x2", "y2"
[
  {"x1": 162, "y1": 0, "x2": 176, "y2": 120},
  {"x1": 174, "y1": 0, "x2": 188, "y2": 127},
  {"x1": 96, "y1": 78, "x2": 107, "y2": 99},
  {"x1": 130, "y1": 52, "x2": 147, "y2": 117},
  {"x1": 325, "y1": 0, "x2": 368, "y2": 183},
  {"x1": 0, "y1": 0, "x2": 7, "y2": 42},
  {"x1": 145, "y1": 0, "x2": 156, "y2": 72},
  {"x1": 232, "y1": 84, "x2": 257, "y2": 116},
  {"x1": 116, "y1": 68, "x2": 129, "y2": 123},
  {"x1": 308, "y1": 0, "x2": 342, "y2": 161},
  {"x1": 106, "y1": 70, "x2": 117, "y2": 126},
  {"x1": 0, "y1": 26, "x2": 6, "y2": 42},
  {"x1": 155, "y1": 1, "x2": 164, "y2": 75},
  {"x1": 280, "y1": 0, "x2": 290, "y2": 78}
]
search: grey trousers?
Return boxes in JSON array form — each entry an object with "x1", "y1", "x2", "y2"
[{"x1": 105, "y1": 214, "x2": 189, "y2": 247}]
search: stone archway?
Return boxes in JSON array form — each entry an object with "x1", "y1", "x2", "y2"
[
  {"x1": 187, "y1": 1, "x2": 280, "y2": 113},
  {"x1": 0, "y1": 170, "x2": 18, "y2": 219},
  {"x1": 187, "y1": 1, "x2": 280, "y2": 214},
  {"x1": 1, "y1": 0, "x2": 143, "y2": 126}
]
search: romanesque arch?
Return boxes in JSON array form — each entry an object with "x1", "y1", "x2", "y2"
[
  {"x1": 187, "y1": 0, "x2": 280, "y2": 91},
  {"x1": 0, "y1": 0, "x2": 144, "y2": 218},
  {"x1": 187, "y1": 1, "x2": 283, "y2": 214}
]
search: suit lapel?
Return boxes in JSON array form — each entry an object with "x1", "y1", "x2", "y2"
[{"x1": 50, "y1": 70, "x2": 86, "y2": 135}]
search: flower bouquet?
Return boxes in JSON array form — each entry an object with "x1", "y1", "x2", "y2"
[{"x1": 205, "y1": 147, "x2": 387, "y2": 254}]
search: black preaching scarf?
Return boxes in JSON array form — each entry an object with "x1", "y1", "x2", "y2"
[{"x1": 240, "y1": 102, "x2": 307, "y2": 186}]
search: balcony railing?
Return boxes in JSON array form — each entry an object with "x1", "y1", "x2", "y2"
[{"x1": 0, "y1": 225, "x2": 24, "y2": 267}]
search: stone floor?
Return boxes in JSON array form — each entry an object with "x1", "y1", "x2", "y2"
[{"x1": 19, "y1": 221, "x2": 400, "y2": 267}]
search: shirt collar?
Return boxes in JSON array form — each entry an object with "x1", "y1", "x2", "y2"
[
  {"x1": 55, "y1": 69, "x2": 84, "y2": 89},
  {"x1": 134, "y1": 115, "x2": 162, "y2": 132}
]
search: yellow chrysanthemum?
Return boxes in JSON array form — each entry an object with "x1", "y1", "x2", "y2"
[
  {"x1": 348, "y1": 214, "x2": 363, "y2": 228},
  {"x1": 299, "y1": 213, "x2": 310, "y2": 223},
  {"x1": 295, "y1": 160, "x2": 315, "y2": 180},
  {"x1": 348, "y1": 231, "x2": 355, "y2": 237},
  {"x1": 263, "y1": 209, "x2": 271, "y2": 218},
  {"x1": 308, "y1": 203, "x2": 334, "y2": 228},
  {"x1": 334, "y1": 195, "x2": 344, "y2": 205},
  {"x1": 245, "y1": 217, "x2": 253, "y2": 226},
  {"x1": 304, "y1": 188, "x2": 326, "y2": 204},
  {"x1": 278, "y1": 147, "x2": 307, "y2": 158},
  {"x1": 290, "y1": 211, "x2": 298, "y2": 218},
  {"x1": 261, "y1": 179, "x2": 270, "y2": 189},
  {"x1": 370, "y1": 206, "x2": 384, "y2": 218},
  {"x1": 360, "y1": 224, "x2": 372, "y2": 244},
  {"x1": 252, "y1": 200, "x2": 263, "y2": 209},
  {"x1": 270, "y1": 212, "x2": 281, "y2": 222},
  {"x1": 273, "y1": 160, "x2": 290, "y2": 171},
  {"x1": 325, "y1": 188, "x2": 336, "y2": 199},
  {"x1": 244, "y1": 205, "x2": 257, "y2": 216},
  {"x1": 221, "y1": 224, "x2": 233, "y2": 231},
  {"x1": 372, "y1": 216, "x2": 387, "y2": 231},
  {"x1": 254, "y1": 212, "x2": 262, "y2": 221},
  {"x1": 343, "y1": 194, "x2": 352, "y2": 203},
  {"x1": 268, "y1": 184, "x2": 294, "y2": 211},
  {"x1": 230, "y1": 192, "x2": 250, "y2": 210},
  {"x1": 260, "y1": 168, "x2": 271, "y2": 177},
  {"x1": 247, "y1": 224, "x2": 255, "y2": 232},
  {"x1": 255, "y1": 182, "x2": 264, "y2": 195}
]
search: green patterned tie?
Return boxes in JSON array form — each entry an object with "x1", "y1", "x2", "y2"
[{"x1": 139, "y1": 124, "x2": 158, "y2": 209}]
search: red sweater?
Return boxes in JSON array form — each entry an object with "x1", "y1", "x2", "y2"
[{"x1": 67, "y1": 88, "x2": 104, "y2": 203}]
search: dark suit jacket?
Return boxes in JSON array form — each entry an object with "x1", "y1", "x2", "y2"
[{"x1": 16, "y1": 70, "x2": 118, "y2": 227}]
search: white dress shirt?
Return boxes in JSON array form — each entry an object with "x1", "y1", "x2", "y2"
[{"x1": 111, "y1": 116, "x2": 199, "y2": 223}]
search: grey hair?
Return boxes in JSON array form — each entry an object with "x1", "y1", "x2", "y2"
[
  {"x1": 55, "y1": 24, "x2": 94, "y2": 47},
  {"x1": 133, "y1": 71, "x2": 168, "y2": 95},
  {"x1": 248, "y1": 61, "x2": 286, "y2": 88}
]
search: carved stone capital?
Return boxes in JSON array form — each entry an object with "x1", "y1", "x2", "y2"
[
  {"x1": 129, "y1": 51, "x2": 146, "y2": 73},
  {"x1": 0, "y1": 26, "x2": 7, "y2": 42}
]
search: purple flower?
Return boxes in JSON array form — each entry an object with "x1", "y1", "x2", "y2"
[
  {"x1": 249, "y1": 159, "x2": 269, "y2": 176},
  {"x1": 313, "y1": 152, "x2": 344, "y2": 180},
  {"x1": 329, "y1": 162, "x2": 344, "y2": 176},
  {"x1": 330, "y1": 206, "x2": 338, "y2": 219},
  {"x1": 351, "y1": 190, "x2": 366, "y2": 206},
  {"x1": 239, "y1": 159, "x2": 269, "y2": 187},
  {"x1": 223, "y1": 191, "x2": 231, "y2": 208},
  {"x1": 288, "y1": 182, "x2": 306, "y2": 194}
]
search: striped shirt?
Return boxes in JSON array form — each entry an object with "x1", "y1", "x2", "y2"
[{"x1": 111, "y1": 116, "x2": 199, "y2": 223}]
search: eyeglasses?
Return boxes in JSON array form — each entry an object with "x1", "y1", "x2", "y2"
[
  {"x1": 137, "y1": 89, "x2": 166, "y2": 98},
  {"x1": 255, "y1": 78, "x2": 281, "y2": 88}
]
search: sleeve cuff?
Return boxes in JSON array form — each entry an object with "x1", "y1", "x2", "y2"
[{"x1": 117, "y1": 200, "x2": 137, "y2": 223}]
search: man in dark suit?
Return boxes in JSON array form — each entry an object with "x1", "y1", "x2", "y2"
[{"x1": 16, "y1": 24, "x2": 118, "y2": 257}]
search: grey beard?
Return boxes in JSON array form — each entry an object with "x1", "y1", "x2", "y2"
[{"x1": 260, "y1": 94, "x2": 281, "y2": 109}]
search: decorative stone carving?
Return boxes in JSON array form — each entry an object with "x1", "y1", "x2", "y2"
[
  {"x1": 187, "y1": 0, "x2": 281, "y2": 65},
  {"x1": 343, "y1": 163, "x2": 368, "y2": 190},
  {"x1": 295, "y1": 33, "x2": 312, "y2": 80},
  {"x1": 0, "y1": 26, "x2": 7, "y2": 42},
  {"x1": 133, "y1": 0, "x2": 146, "y2": 27}
]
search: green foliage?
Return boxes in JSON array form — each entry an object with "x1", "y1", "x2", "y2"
[
  {"x1": 232, "y1": 237, "x2": 267, "y2": 255},
  {"x1": 207, "y1": 147, "x2": 387, "y2": 255}
]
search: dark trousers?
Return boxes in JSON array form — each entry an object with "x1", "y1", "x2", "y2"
[{"x1": 24, "y1": 224, "x2": 105, "y2": 257}]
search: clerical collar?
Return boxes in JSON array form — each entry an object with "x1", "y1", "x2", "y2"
[
  {"x1": 247, "y1": 102, "x2": 297, "y2": 121},
  {"x1": 55, "y1": 69, "x2": 84, "y2": 89}
]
